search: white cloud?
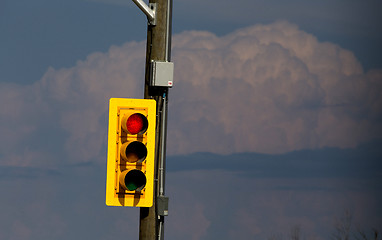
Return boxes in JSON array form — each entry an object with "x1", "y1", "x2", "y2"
[
  {"x1": 0, "y1": 21, "x2": 381, "y2": 166},
  {"x1": 169, "y1": 21, "x2": 382, "y2": 154}
]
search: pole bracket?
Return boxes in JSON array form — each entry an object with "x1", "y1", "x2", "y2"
[{"x1": 132, "y1": 0, "x2": 157, "y2": 25}]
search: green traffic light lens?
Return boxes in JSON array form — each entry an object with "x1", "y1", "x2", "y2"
[{"x1": 124, "y1": 169, "x2": 146, "y2": 191}]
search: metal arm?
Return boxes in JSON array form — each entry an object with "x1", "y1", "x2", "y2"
[{"x1": 132, "y1": 0, "x2": 156, "y2": 25}]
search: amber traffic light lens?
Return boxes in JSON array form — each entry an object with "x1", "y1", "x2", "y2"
[{"x1": 121, "y1": 141, "x2": 148, "y2": 163}]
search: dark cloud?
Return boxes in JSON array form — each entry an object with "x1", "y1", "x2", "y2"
[
  {"x1": 1, "y1": 143, "x2": 381, "y2": 239},
  {"x1": 167, "y1": 139, "x2": 382, "y2": 180}
]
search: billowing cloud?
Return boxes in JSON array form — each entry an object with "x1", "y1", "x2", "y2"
[
  {"x1": 169, "y1": 21, "x2": 382, "y2": 154},
  {"x1": 0, "y1": 21, "x2": 381, "y2": 166},
  {"x1": 0, "y1": 41, "x2": 146, "y2": 166}
]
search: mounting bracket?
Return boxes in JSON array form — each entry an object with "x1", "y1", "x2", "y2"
[{"x1": 132, "y1": 0, "x2": 157, "y2": 25}]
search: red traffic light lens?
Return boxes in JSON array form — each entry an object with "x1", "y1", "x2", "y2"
[{"x1": 126, "y1": 113, "x2": 148, "y2": 135}]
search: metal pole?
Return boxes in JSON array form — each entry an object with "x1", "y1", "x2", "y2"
[
  {"x1": 158, "y1": 93, "x2": 167, "y2": 240},
  {"x1": 139, "y1": 0, "x2": 172, "y2": 239}
]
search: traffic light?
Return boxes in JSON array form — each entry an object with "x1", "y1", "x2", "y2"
[{"x1": 106, "y1": 98, "x2": 156, "y2": 207}]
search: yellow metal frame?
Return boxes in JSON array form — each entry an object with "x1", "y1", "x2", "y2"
[{"x1": 106, "y1": 98, "x2": 156, "y2": 207}]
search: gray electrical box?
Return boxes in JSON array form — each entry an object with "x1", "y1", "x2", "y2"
[
  {"x1": 157, "y1": 196, "x2": 169, "y2": 216},
  {"x1": 150, "y1": 61, "x2": 174, "y2": 87}
]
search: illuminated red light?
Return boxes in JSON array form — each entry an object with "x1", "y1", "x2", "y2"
[{"x1": 126, "y1": 113, "x2": 147, "y2": 134}]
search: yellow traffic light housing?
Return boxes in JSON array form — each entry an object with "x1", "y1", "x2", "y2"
[{"x1": 106, "y1": 98, "x2": 156, "y2": 207}]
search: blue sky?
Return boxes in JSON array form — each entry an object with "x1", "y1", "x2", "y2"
[
  {"x1": 1, "y1": 0, "x2": 381, "y2": 84},
  {"x1": 1, "y1": 0, "x2": 382, "y2": 239}
]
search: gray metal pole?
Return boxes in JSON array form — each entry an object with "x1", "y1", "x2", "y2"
[
  {"x1": 158, "y1": 93, "x2": 168, "y2": 240},
  {"x1": 139, "y1": 0, "x2": 172, "y2": 239}
]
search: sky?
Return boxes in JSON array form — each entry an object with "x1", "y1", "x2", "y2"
[{"x1": 1, "y1": 0, "x2": 382, "y2": 239}]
